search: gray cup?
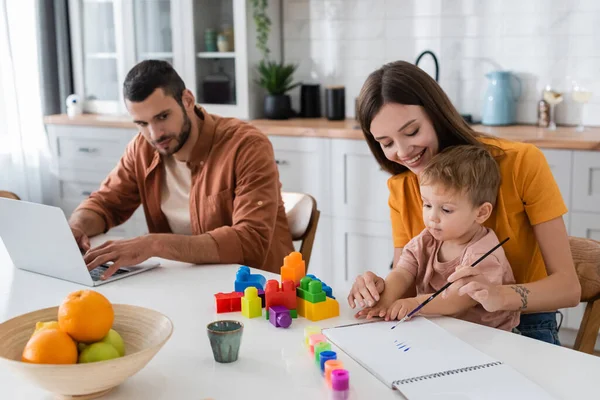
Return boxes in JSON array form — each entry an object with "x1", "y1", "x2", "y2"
[{"x1": 206, "y1": 320, "x2": 244, "y2": 363}]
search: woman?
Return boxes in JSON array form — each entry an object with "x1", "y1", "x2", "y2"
[{"x1": 346, "y1": 61, "x2": 580, "y2": 344}]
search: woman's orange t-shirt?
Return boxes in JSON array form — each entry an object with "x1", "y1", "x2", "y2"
[{"x1": 388, "y1": 136, "x2": 568, "y2": 284}]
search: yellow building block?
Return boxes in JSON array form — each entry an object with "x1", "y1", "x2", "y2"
[
  {"x1": 297, "y1": 297, "x2": 339, "y2": 321},
  {"x1": 241, "y1": 287, "x2": 262, "y2": 318}
]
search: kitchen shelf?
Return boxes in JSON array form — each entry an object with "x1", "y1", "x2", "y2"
[{"x1": 197, "y1": 52, "x2": 235, "y2": 59}]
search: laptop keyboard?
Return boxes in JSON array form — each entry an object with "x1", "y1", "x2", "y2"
[{"x1": 89, "y1": 265, "x2": 129, "y2": 281}]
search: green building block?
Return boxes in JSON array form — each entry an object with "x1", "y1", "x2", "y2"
[
  {"x1": 296, "y1": 277, "x2": 326, "y2": 303},
  {"x1": 314, "y1": 341, "x2": 331, "y2": 364}
]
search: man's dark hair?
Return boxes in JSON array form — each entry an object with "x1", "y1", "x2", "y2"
[{"x1": 123, "y1": 60, "x2": 186, "y2": 105}]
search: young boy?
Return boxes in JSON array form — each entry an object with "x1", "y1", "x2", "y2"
[{"x1": 361, "y1": 145, "x2": 519, "y2": 331}]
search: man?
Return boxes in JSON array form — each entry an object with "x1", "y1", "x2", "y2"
[{"x1": 70, "y1": 60, "x2": 293, "y2": 279}]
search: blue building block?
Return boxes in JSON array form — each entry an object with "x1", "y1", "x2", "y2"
[
  {"x1": 306, "y1": 274, "x2": 335, "y2": 299},
  {"x1": 235, "y1": 266, "x2": 266, "y2": 292}
]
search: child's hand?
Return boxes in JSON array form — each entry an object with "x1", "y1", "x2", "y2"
[
  {"x1": 385, "y1": 298, "x2": 420, "y2": 321},
  {"x1": 354, "y1": 302, "x2": 389, "y2": 320}
]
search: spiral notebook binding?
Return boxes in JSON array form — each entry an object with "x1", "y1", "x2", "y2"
[{"x1": 393, "y1": 361, "x2": 503, "y2": 386}]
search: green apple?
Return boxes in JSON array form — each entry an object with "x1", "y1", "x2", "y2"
[
  {"x1": 99, "y1": 329, "x2": 125, "y2": 357},
  {"x1": 78, "y1": 342, "x2": 120, "y2": 363},
  {"x1": 77, "y1": 342, "x2": 88, "y2": 353}
]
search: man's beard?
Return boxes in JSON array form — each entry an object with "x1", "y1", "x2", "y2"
[{"x1": 158, "y1": 110, "x2": 192, "y2": 156}]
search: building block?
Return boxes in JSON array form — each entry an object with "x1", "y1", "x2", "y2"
[
  {"x1": 214, "y1": 291, "x2": 243, "y2": 313},
  {"x1": 241, "y1": 287, "x2": 262, "y2": 318},
  {"x1": 265, "y1": 279, "x2": 297, "y2": 310},
  {"x1": 314, "y1": 341, "x2": 331, "y2": 364},
  {"x1": 297, "y1": 297, "x2": 340, "y2": 321},
  {"x1": 304, "y1": 326, "x2": 321, "y2": 347},
  {"x1": 268, "y1": 306, "x2": 292, "y2": 328},
  {"x1": 234, "y1": 266, "x2": 266, "y2": 292},
  {"x1": 258, "y1": 289, "x2": 265, "y2": 308},
  {"x1": 280, "y1": 251, "x2": 306, "y2": 286},
  {"x1": 266, "y1": 308, "x2": 297, "y2": 320},
  {"x1": 306, "y1": 274, "x2": 335, "y2": 299},
  {"x1": 319, "y1": 350, "x2": 337, "y2": 372},
  {"x1": 325, "y1": 360, "x2": 344, "y2": 387},
  {"x1": 296, "y1": 276, "x2": 326, "y2": 304},
  {"x1": 308, "y1": 333, "x2": 326, "y2": 356}
]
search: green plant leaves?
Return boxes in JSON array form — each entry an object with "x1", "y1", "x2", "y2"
[{"x1": 255, "y1": 60, "x2": 301, "y2": 95}]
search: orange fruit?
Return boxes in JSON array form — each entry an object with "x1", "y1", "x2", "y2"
[
  {"x1": 22, "y1": 329, "x2": 78, "y2": 364},
  {"x1": 58, "y1": 290, "x2": 114, "y2": 343}
]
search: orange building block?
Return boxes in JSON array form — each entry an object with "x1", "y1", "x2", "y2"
[
  {"x1": 280, "y1": 252, "x2": 306, "y2": 286},
  {"x1": 265, "y1": 279, "x2": 297, "y2": 310},
  {"x1": 297, "y1": 297, "x2": 339, "y2": 321}
]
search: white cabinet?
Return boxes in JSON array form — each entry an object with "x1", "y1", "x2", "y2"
[
  {"x1": 304, "y1": 215, "x2": 333, "y2": 287},
  {"x1": 269, "y1": 136, "x2": 332, "y2": 216},
  {"x1": 541, "y1": 149, "x2": 572, "y2": 233},
  {"x1": 68, "y1": 0, "x2": 281, "y2": 119},
  {"x1": 570, "y1": 213, "x2": 600, "y2": 241},
  {"x1": 45, "y1": 125, "x2": 145, "y2": 239},
  {"x1": 332, "y1": 218, "x2": 393, "y2": 295},
  {"x1": 331, "y1": 139, "x2": 391, "y2": 222},
  {"x1": 572, "y1": 151, "x2": 600, "y2": 213}
]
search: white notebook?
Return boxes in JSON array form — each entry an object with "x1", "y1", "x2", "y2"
[{"x1": 322, "y1": 318, "x2": 556, "y2": 400}]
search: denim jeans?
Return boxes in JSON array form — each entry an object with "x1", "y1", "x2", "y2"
[{"x1": 513, "y1": 312, "x2": 561, "y2": 345}]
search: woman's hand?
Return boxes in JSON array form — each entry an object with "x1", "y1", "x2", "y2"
[
  {"x1": 347, "y1": 271, "x2": 385, "y2": 309},
  {"x1": 446, "y1": 264, "x2": 506, "y2": 312}
]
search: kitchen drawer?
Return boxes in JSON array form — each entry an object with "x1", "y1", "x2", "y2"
[
  {"x1": 572, "y1": 150, "x2": 600, "y2": 213},
  {"x1": 58, "y1": 136, "x2": 124, "y2": 161},
  {"x1": 60, "y1": 181, "x2": 99, "y2": 202},
  {"x1": 331, "y1": 139, "x2": 391, "y2": 222},
  {"x1": 268, "y1": 136, "x2": 332, "y2": 216},
  {"x1": 47, "y1": 125, "x2": 134, "y2": 173}
]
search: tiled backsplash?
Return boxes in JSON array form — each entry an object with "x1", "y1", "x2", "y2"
[{"x1": 283, "y1": 0, "x2": 600, "y2": 126}]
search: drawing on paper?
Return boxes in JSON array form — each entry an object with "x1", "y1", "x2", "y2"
[{"x1": 394, "y1": 339, "x2": 411, "y2": 352}]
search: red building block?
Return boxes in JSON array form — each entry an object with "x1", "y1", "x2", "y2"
[
  {"x1": 265, "y1": 279, "x2": 297, "y2": 310},
  {"x1": 214, "y1": 292, "x2": 243, "y2": 313}
]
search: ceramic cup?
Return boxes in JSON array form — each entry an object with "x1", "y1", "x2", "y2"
[{"x1": 206, "y1": 320, "x2": 244, "y2": 363}]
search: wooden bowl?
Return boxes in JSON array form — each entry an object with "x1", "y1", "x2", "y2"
[{"x1": 0, "y1": 304, "x2": 173, "y2": 399}]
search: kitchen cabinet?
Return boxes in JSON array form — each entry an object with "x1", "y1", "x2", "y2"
[
  {"x1": 332, "y1": 218, "x2": 393, "y2": 294},
  {"x1": 572, "y1": 151, "x2": 600, "y2": 213},
  {"x1": 68, "y1": 0, "x2": 281, "y2": 119},
  {"x1": 269, "y1": 136, "x2": 332, "y2": 216},
  {"x1": 331, "y1": 139, "x2": 391, "y2": 222},
  {"x1": 541, "y1": 149, "x2": 572, "y2": 232}
]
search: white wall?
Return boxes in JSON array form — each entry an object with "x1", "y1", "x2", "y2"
[{"x1": 283, "y1": 0, "x2": 600, "y2": 125}]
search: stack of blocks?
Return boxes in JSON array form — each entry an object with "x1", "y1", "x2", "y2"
[
  {"x1": 304, "y1": 326, "x2": 350, "y2": 393},
  {"x1": 213, "y1": 251, "x2": 340, "y2": 327},
  {"x1": 296, "y1": 275, "x2": 339, "y2": 322}
]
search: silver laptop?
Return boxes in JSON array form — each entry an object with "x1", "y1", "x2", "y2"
[{"x1": 0, "y1": 198, "x2": 159, "y2": 286}]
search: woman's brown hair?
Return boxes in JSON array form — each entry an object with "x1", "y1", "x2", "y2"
[{"x1": 357, "y1": 60, "x2": 484, "y2": 175}]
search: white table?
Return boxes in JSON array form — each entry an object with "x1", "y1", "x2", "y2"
[{"x1": 1, "y1": 238, "x2": 600, "y2": 399}]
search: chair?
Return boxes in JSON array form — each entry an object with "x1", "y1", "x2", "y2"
[
  {"x1": 571, "y1": 236, "x2": 600, "y2": 354},
  {"x1": 0, "y1": 191, "x2": 20, "y2": 200},
  {"x1": 282, "y1": 192, "x2": 320, "y2": 271}
]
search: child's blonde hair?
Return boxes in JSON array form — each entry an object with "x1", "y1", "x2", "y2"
[{"x1": 419, "y1": 145, "x2": 501, "y2": 207}]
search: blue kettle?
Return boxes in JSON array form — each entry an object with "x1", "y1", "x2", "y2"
[{"x1": 482, "y1": 71, "x2": 522, "y2": 125}]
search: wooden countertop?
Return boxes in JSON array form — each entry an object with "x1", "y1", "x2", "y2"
[{"x1": 44, "y1": 114, "x2": 600, "y2": 151}]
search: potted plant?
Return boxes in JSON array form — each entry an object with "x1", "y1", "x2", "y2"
[{"x1": 251, "y1": 0, "x2": 300, "y2": 119}]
